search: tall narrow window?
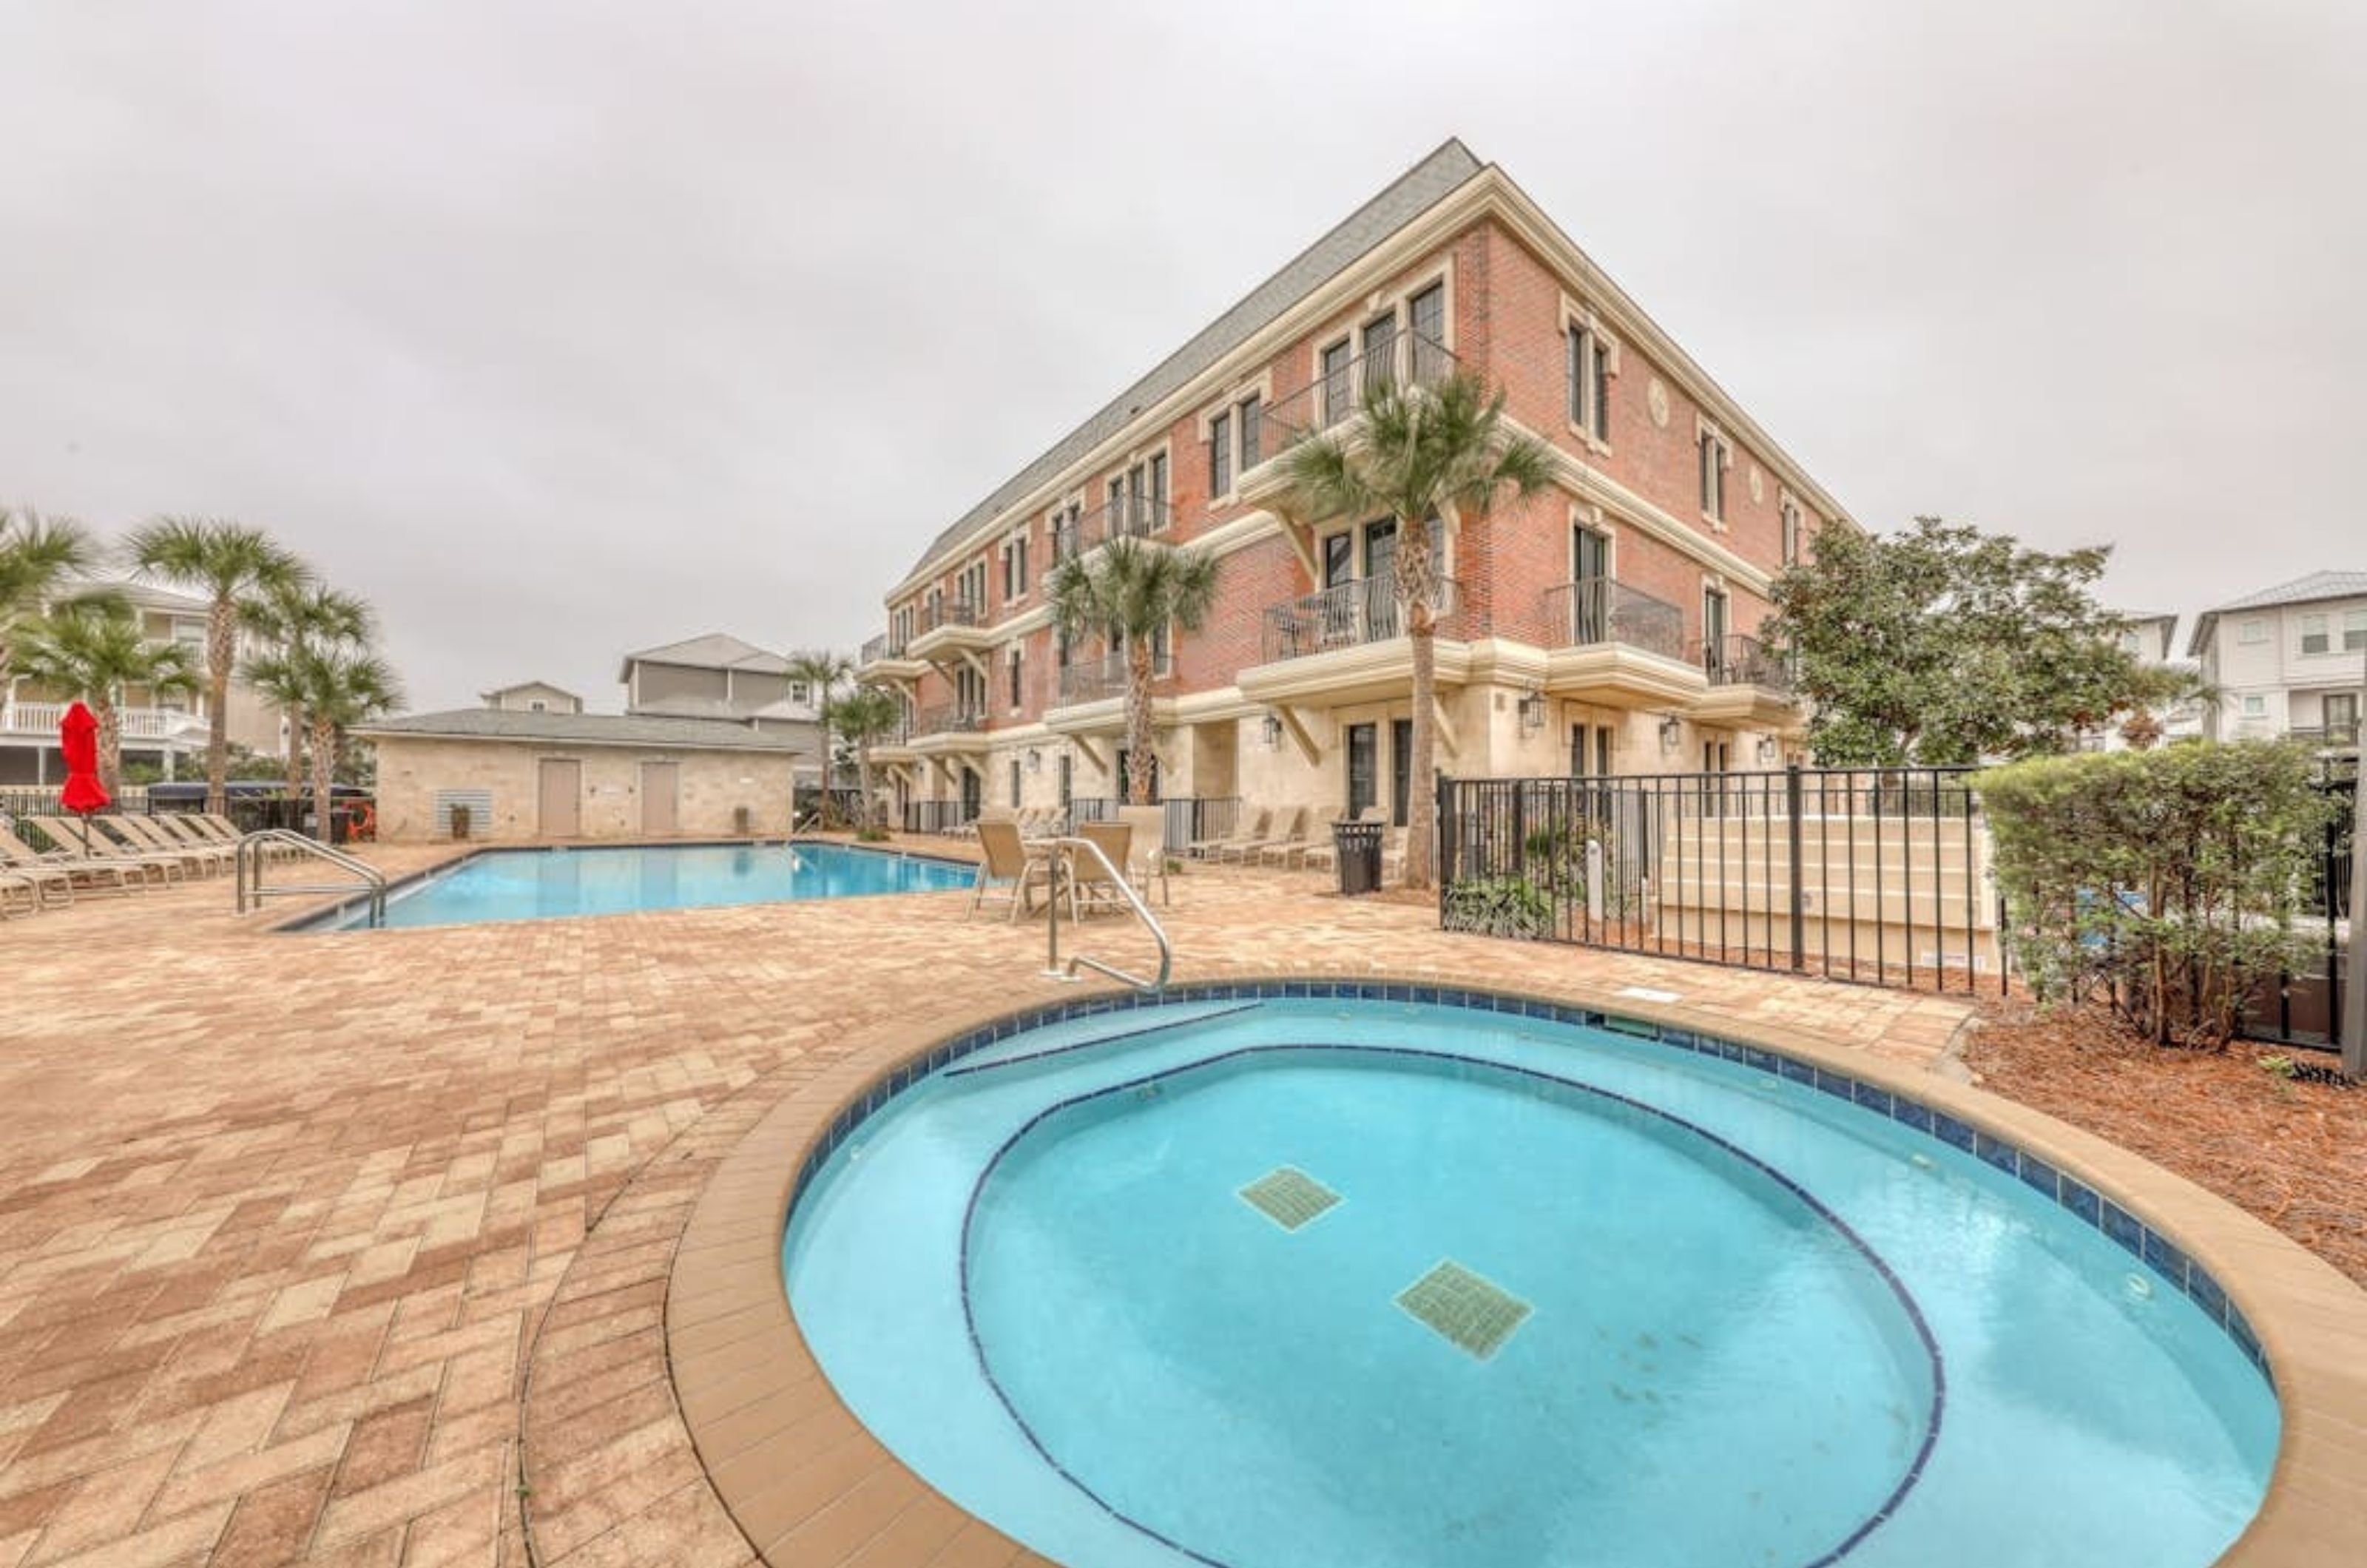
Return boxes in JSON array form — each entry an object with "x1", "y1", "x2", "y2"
[
  {"x1": 1589, "y1": 336, "x2": 1609, "y2": 440},
  {"x1": 1010, "y1": 759, "x2": 1022, "y2": 808},
  {"x1": 1361, "y1": 313, "x2": 1399, "y2": 397},
  {"x1": 1699, "y1": 431, "x2": 1728, "y2": 521},
  {"x1": 1148, "y1": 453, "x2": 1167, "y2": 519},
  {"x1": 1007, "y1": 646, "x2": 1023, "y2": 709},
  {"x1": 2302, "y1": 614, "x2": 2330, "y2": 655},
  {"x1": 1238, "y1": 394, "x2": 1262, "y2": 469},
  {"x1": 1409, "y1": 283, "x2": 1445, "y2": 358},
  {"x1": 1703, "y1": 586, "x2": 1730, "y2": 677},
  {"x1": 1567, "y1": 326, "x2": 1588, "y2": 430},
  {"x1": 1320, "y1": 339, "x2": 1353, "y2": 425},
  {"x1": 2346, "y1": 609, "x2": 2367, "y2": 652},
  {"x1": 1780, "y1": 499, "x2": 1801, "y2": 567},
  {"x1": 1057, "y1": 753, "x2": 1073, "y2": 808},
  {"x1": 1209, "y1": 410, "x2": 1232, "y2": 496}
]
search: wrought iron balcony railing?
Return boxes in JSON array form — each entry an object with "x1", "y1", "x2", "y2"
[
  {"x1": 1260, "y1": 577, "x2": 1463, "y2": 663},
  {"x1": 910, "y1": 704, "x2": 987, "y2": 737},
  {"x1": 1540, "y1": 578, "x2": 1686, "y2": 662},
  {"x1": 1701, "y1": 633, "x2": 1794, "y2": 692},
  {"x1": 1056, "y1": 649, "x2": 1174, "y2": 706},
  {"x1": 911, "y1": 598, "x2": 983, "y2": 638},
  {"x1": 858, "y1": 632, "x2": 908, "y2": 665},
  {"x1": 1054, "y1": 496, "x2": 1172, "y2": 564},
  {"x1": 1263, "y1": 331, "x2": 1458, "y2": 447}
]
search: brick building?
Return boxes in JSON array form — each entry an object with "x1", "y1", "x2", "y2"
[{"x1": 856, "y1": 140, "x2": 1849, "y2": 831}]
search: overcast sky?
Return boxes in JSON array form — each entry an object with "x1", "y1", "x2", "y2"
[{"x1": 3, "y1": 1, "x2": 2359, "y2": 711}]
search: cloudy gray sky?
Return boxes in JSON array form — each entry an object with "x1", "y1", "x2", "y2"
[{"x1": 3, "y1": 1, "x2": 2359, "y2": 710}]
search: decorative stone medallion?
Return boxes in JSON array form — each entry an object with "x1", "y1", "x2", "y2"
[
  {"x1": 1749, "y1": 464, "x2": 1765, "y2": 504},
  {"x1": 1647, "y1": 377, "x2": 1670, "y2": 428}
]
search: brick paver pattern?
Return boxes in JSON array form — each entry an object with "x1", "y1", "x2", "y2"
[{"x1": 0, "y1": 837, "x2": 1968, "y2": 1566}]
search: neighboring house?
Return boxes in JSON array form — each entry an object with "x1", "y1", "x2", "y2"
[
  {"x1": 857, "y1": 139, "x2": 1841, "y2": 828},
  {"x1": 2076, "y1": 612, "x2": 2204, "y2": 751},
  {"x1": 2187, "y1": 572, "x2": 2367, "y2": 749},
  {"x1": 482, "y1": 680, "x2": 585, "y2": 715},
  {"x1": 621, "y1": 633, "x2": 826, "y2": 784},
  {"x1": 352, "y1": 709, "x2": 803, "y2": 842},
  {"x1": 0, "y1": 581, "x2": 282, "y2": 785}
]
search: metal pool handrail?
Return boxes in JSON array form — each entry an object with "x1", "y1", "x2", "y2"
[
  {"x1": 235, "y1": 829, "x2": 387, "y2": 925},
  {"x1": 1037, "y1": 835, "x2": 1171, "y2": 993}
]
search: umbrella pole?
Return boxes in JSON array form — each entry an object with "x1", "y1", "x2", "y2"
[{"x1": 77, "y1": 810, "x2": 92, "y2": 856}]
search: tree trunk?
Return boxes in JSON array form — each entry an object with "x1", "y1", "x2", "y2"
[
  {"x1": 283, "y1": 703, "x2": 306, "y2": 797},
  {"x1": 206, "y1": 596, "x2": 235, "y2": 815},
  {"x1": 1126, "y1": 641, "x2": 1155, "y2": 805},
  {"x1": 310, "y1": 715, "x2": 337, "y2": 844},
  {"x1": 1399, "y1": 515, "x2": 1440, "y2": 890},
  {"x1": 856, "y1": 745, "x2": 877, "y2": 834},
  {"x1": 96, "y1": 698, "x2": 123, "y2": 797}
]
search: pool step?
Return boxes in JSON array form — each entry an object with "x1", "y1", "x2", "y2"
[{"x1": 943, "y1": 1001, "x2": 1263, "y2": 1078}]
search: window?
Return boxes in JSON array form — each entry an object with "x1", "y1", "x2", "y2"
[
  {"x1": 1408, "y1": 283, "x2": 1445, "y2": 361},
  {"x1": 957, "y1": 558, "x2": 988, "y2": 615},
  {"x1": 790, "y1": 680, "x2": 811, "y2": 706},
  {"x1": 1361, "y1": 312, "x2": 1399, "y2": 396},
  {"x1": 1320, "y1": 339, "x2": 1354, "y2": 425},
  {"x1": 1699, "y1": 429, "x2": 1729, "y2": 521},
  {"x1": 1057, "y1": 752, "x2": 1073, "y2": 808},
  {"x1": 2301, "y1": 614, "x2": 2329, "y2": 655},
  {"x1": 1703, "y1": 586, "x2": 1731, "y2": 675},
  {"x1": 1002, "y1": 533, "x2": 1029, "y2": 601},
  {"x1": 528, "y1": 700, "x2": 547, "y2": 714},
  {"x1": 2239, "y1": 695, "x2": 2266, "y2": 718},
  {"x1": 1780, "y1": 498, "x2": 1803, "y2": 567},
  {"x1": 2238, "y1": 618, "x2": 2267, "y2": 645},
  {"x1": 1010, "y1": 759, "x2": 1022, "y2": 808},
  {"x1": 1209, "y1": 409, "x2": 1232, "y2": 497},
  {"x1": 1148, "y1": 453, "x2": 1167, "y2": 515},
  {"x1": 2348, "y1": 609, "x2": 2367, "y2": 652},
  {"x1": 1054, "y1": 626, "x2": 1072, "y2": 670},
  {"x1": 1007, "y1": 646, "x2": 1023, "y2": 709},
  {"x1": 1565, "y1": 323, "x2": 1610, "y2": 442},
  {"x1": 1238, "y1": 394, "x2": 1262, "y2": 470}
]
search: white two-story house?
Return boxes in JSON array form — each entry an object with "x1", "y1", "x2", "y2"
[{"x1": 2187, "y1": 572, "x2": 2367, "y2": 748}]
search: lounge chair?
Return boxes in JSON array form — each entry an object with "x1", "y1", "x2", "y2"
[
  {"x1": 33, "y1": 819, "x2": 186, "y2": 885},
  {"x1": 151, "y1": 814, "x2": 244, "y2": 862},
  {"x1": 1297, "y1": 807, "x2": 1388, "y2": 873},
  {"x1": 1227, "y1": 806, "x2": 1306, "y2": 865},
  {"x1": 1187, "y1": 808, "x2": 1266, "y2": 861},
  {"x1": 0, "y1": 868, "x2": 49, "y2": 916},
  {"x1": 1115, "y1": 805, "x2": 1172, "y2": 905},
  {"x1": 1256, "y1": 808, "x2": 1326, "y2": 868},
  {"x1": 109, "y1": 814, "x2": 233, "y2": 874},
  {"x1": 90, "y1": 817, "x2": 210, "y2": 879},
  {"x1": 0, "y1": 825, "x2": 147, "y2": 895},
  {"x1": 970, "y1": 819, "x2": 1055, "y2": 922},
  {"x1": 1071, "y1": 820, "x2": 1135, "y2": 919}
]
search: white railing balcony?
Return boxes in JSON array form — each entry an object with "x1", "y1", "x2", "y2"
[{"x1": 1, "y1": 701, "x2": 210, "y2": 742}]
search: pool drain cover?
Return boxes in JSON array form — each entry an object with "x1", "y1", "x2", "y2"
[
  {"x1": 1396, "y1": 1260, "x2": 1531, "y2": 1359},
  {"x1": 1238, "y1": 1166, "x2": 1340, "y2": 1230}
]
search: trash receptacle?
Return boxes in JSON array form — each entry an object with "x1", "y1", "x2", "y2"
[{"x1": 1333, "y1": 818, "x2": 1383, "y2": 896}]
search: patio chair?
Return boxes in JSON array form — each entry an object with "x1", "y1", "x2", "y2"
[
  {"x1": 0, "y1": 868, "x2": 49, "y2": 917},
  {"x1": 0, "y1": 825, "x2": 146, "y2": 895},
  {"x1": 1116, "y1": 805, "x2": 1172, "y2": 905},
  {"x1": 1298, "y1": 807, "x2": 1388, "y2": 873},
  {"x1": 152, "y1": 814, "x2": 246, "y2": 862},
  {"x1": 92, "y1": 817, "x2": 214, "y2": 879},
  {"x1": 109, "y1": 814, "x2": 233, "y2": 874},
  {"x1": 1224, "y1": 805, "x2": 1306, "y2": 865},
  {"x1": 970, "y1": 819, "x2": 1054, "y2": 922},
  {"x1": 1071, "y1": 820, "x2": 1135, "y2": 919},
  {"x1": 1187, "y1": 807, "x2": 1266, "y2": 861},
  {"x1": 34, "y1": 819, "x2": 186, "y2": 885},
  {"x1": 1255, "y1": 808, "x2": 1318, "y2": 867}
]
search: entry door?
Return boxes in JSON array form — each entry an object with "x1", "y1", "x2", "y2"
[
  {"x1": 1346, "y1": 723, "x2": 1378, "y2": 819},
  {"x1": 1390, "y1": 718, "x2": 1413, "y2": 827},
  {"x1": 2326, "y1": 694, "x2": 2360, "y2": 740},
  {"x1": 640, "y1": 761, "x2": 680, "y2": 836},
  {"x1": 538, "y1": 759, "x2": 582, "y2": 839},
  {"x1": 1702, "y1": 587, "x2": 1731, "y2": 677},
  {"x1": 1363, "y1": 519, "x2": 1399, "y2": 639},
  {"x1": 960, "y1": 766, "x2": 982, "y2": 822}
]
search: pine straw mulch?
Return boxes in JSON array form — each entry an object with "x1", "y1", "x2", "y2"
[{"x1": 1962, "y1": 998, "x2": 2367, "y2": 1288}]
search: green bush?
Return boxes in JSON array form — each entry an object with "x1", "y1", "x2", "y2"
[
  {"x1": 1977, "y1": 743, "x2": 2337, "y2": 1045},
  {"x1": 1442, "y1": 876, "x2": 1556, "y2": 941}
]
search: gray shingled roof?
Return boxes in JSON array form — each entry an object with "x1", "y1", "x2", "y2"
[
  {"x1": 2186, "y1": 570, "x2": 2367, "y2": 656},
  {"x1": 619, "y1": 632, "x2": 791, "y2": 677},
  {"x1": 353, "y1": 709, "x2": 803, "y2": 753},
  {"x1": 898, "y1": 138, "x2": 1485, "y2": 585}
]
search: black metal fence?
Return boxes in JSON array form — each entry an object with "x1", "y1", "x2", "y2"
[
  {"x1": 2243, "y1": 760, "x2": 2354, "y2": 1052},
  {"x1": 1438, "y1": 766, "x2": 1998, "y2": 993}
]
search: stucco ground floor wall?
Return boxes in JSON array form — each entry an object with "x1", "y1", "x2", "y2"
[
  {"x1": 888, "y1": 677, "x2": 1796, "y2": 826},
  {"x1": 372, "y1": 736, "x2": 797, "y2": 842}
]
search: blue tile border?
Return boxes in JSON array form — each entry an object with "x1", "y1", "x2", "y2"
[{"x1": 787, "y1": 977, "x2": 2276, "y2": 1388}]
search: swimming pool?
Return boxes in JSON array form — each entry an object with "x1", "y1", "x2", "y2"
[
  {"x1": 783, "y1": 991, "x2": 2277, "y2": 1568},
  {"x1": 302, "y1": 841, "x2": 973, "y2": 930}
]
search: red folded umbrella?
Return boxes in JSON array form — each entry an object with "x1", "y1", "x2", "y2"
[{"x1": 59, "y1": 702, "x2": 111, "y2": 828}]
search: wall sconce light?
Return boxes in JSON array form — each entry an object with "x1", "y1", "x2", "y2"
[
  {"x1": 1517, "y1": 692, "x2": 1546, "y2": 735},
  {"x1": 1262, "y1": 714, "x2": 1284, "y2": 749},
  {"x1": 1755, "y1": 734, "x2": 1778, "y2": 765},
  {"x1": 1658, "y1": 714, "x2": 1684, "y2": 752}
]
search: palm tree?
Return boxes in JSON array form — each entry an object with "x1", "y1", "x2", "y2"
[
  {"x1": 240, "y1": 645, "x2": 402, "y2": 842},
  {"x1": 1279, "y1": 372, "x2": 1554, "y2": 888},
  {"x1": 831, "y1": 684, "x2": 906, "y2": 839},
  {"x1": 239, "y1": 581, "x2": 374, "y2": 794},
  {"x1": 127, "y1": 516, "x2": 308, "y2": 814},
  {"x1": 1047, "y1": 537, "x2": 1220, "y2": 805},
  {"x1": 0, "y1": 507, "x2": 102, "y2": 689},
  {"x1": 12, "y1": 601, "x2": 200, "y2": 794},
  {"x1": 785, "y1": 649, "x2": 854, "y2": 822}
]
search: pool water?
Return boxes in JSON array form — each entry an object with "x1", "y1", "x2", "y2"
[
  {"x1": 785, "y1": 997, "x2": 2277, "y2": 1568},
  {"x1": 306, "y1": 842, "x2": 973, "y2": 930}
]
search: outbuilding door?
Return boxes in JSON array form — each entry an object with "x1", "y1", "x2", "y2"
[
  {"x1": 538, "y1": 759, "x2": 582, "y2": 838},
  {"x1": 640, "y1": 761, "x2": 680, "y2": 836}
]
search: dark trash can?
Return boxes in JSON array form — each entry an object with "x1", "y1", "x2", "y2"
[{"x1": 1333, "y1": 818, "x2": 1383, "y2": 896}]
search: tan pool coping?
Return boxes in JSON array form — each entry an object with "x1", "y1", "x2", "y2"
[{"x1": 640, "y1": 968, "x2": 2367, "y2": 1568}]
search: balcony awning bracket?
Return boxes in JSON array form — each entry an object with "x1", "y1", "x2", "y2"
[
  {"x1": 1432, "y1": 695, "x2": 1461, "y2": 759},
  {"x1": 1072, "y1": 734, "x2": 1108, "y2": 774},
  {"x1": 1274, "y1": 705, "x2": 1323, "y2": 767}
]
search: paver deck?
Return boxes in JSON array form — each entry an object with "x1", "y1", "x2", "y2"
[{"x1": 0, "y1": 834, "x2": 1976, "y2": 1565}]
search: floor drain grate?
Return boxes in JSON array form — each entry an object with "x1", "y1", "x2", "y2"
[
  {"x1": 1237, "y1": 1166, "x2": 1340, "y2": 1231},
  {"x1": 1396, "y1": 1260, "x2": 1531, "y2": 1359}
]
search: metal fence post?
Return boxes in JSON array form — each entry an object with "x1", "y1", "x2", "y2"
[{"x1": 1786, "y1": 762, "x2": 1806, "y2": 972}]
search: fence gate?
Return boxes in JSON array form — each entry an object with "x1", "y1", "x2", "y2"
[
  {"x1": 2243, "y1": 760, "x2": 2354, "y2": 1052},
  {"x1": 1438, "y1": 766, "x2": 2000, "y2": 993}
]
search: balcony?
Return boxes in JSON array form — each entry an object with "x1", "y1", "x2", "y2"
[
  {"x1": 1237, "y1": 577, "x2": 1473, "y2": 707},
  {"x1": 1256, "y1": 331, "x2": 1459, "y2": 453},
  {"x1": 906, "y1": 598, "x2": 993, "y2": 662},
  {"x1": 1693, "y1": 633, "x2": 1803, "y2": 729},
  {"x1": 908, "y1": 704, "x2": 989, "y2": 752},
  {"x1": 1, "y1": 701, "x2": 211, "y2": 745},
  {"x1": 1047, "y1": 651, "x2": 1177, "y2": 737},
  {"x1": 863, "y1": 711, "x2": 918, "y2": 762},
  {"x1": 1538, "y1": 579, "x2": 1706, "y2": 709},
  {"x1": 2290, "y1": 722, "x2": 2361, "y2": 751},
  {"x1": 1051, "y1": 495, "x2": 1172, "y2": 566},
  {"x1": 855, "y1": 632, "x2": 928, "y2": 683}
]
